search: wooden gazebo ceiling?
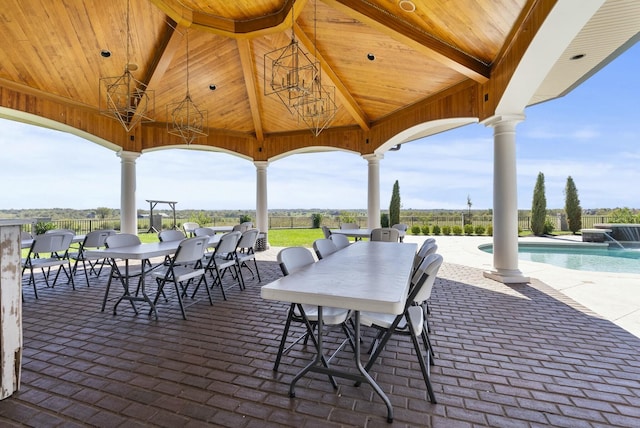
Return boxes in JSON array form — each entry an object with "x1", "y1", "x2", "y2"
[{"x1": 0, "y1": 0, "x2": 634, "y2": 161}]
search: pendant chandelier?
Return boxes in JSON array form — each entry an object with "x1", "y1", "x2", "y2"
[
  {"x1": 264, "y1": 0, "x2": 337, "y2": 135},
  {"x1": 294, "y1": 72, "x2": 337, "y2": 136},
  {"x1": 264, "y1": 23, "x2": 317, "y2": 114},
  {"x1": 99, "y1": 0, "x2": 154, "y2": 132},
  {"x1": 167, "y1": 28, "x2": 208, "y2": 145}
]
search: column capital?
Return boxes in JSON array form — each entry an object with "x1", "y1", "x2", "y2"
[
  {"x1": 363, "y1": 153, "x2": 384, "y2": 162},
  {"x1": 254, "y1": 160, "x2": 269, "y2": 170},
  {"x1": 117, "y1": 150, "x2": 141, "y2": 162},
  {"x1": 482, "y1": 114, "x2": 525, "y2": 128}
]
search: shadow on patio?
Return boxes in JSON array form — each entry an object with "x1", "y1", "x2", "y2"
[{"x1": 1, "y1": 257, "x2": 639, "y2": 427}]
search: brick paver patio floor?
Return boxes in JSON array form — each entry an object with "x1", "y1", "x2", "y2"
[{"x1": 2, "y1": 252, "x2": 639, "y2": 427}]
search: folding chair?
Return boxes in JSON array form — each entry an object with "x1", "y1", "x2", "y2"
[
  {"x1": 192, "y1": 231, "x2": 242, "y2": 300},
  {"x1": 151, "y1": 236, "x2": 209, "y2": 320},
  {"x1": 236, "y1": 228, "x2": 261, "y2": 282},
  {"x1": 22, "y1": 231, "x2": 75, "y2": 298},
  {"x1": 71, "y1": 229, "x2": 116, "y2": 286},
  {"x1": 360, "y1": 254, "x2": 443, "y2": 403},
  {"x1": 272, "y1": 247, "x2": 354, "y2": 375}
]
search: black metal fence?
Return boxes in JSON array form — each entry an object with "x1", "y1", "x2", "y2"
[{"x1": 25, "y1": 214, "x2": 613, "y2": 234}]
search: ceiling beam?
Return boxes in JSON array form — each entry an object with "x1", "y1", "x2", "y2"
[
  {"x1": 293, "y1": 23, "x2": 370, "y2": 131},
  {"x1": 237, "y1": 39, "x2": 265, "y2": 142},
  {"x1": 119, "y1": 18, "x2": 182, "y2": 132},
  {"x1": 144, "y1": 18, "x2": 183, "y2": 91},
  {"x1": 325, "y1": 0, "x2": 490, "y2": 83}
]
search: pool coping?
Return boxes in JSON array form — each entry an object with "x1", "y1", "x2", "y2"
[
  {"x1": 478, "y1": 240, "x2": 611, "y2": 251},
  {"x1": 402, "y1": 235, "x2": 640, "y2": 340}
]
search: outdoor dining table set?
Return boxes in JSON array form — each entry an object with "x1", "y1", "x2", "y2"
[
  {"x1": 261, "y1": 237, "x2": 442, "y2": 423},
  {"x1": 21, "y1": 226, "x2": 261, "y2": 321}
]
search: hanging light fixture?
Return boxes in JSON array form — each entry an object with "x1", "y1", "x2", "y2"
[
  {"x1": 99, "y1": 0, "x2": 154, "y2": 132},
  {"x1": 295, "y1": 72, "x2": 337, "y2": 136},
  {"x1": 264, "y1": 1, "x2": 318, "y2": 114},
  {"x1": 293, "y1": 0, "x2": 337, "y2": 135},
  {"x1": 166, "y1": 28, "x2": 208, "y2": 145}
]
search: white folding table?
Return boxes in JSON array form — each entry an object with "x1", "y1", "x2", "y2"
[
  {"x1": 86, "y1": 235, "x2": 220, "y2": 318},
  {"x1": 261, "y1": 240, "x2": 417, "y2": 422},
  {"x1": 330, "y1": 228, "x2": 406, "y2": 242},
  {"x1": 205, "y1": 226, "x2": 234, "y2": 234},
  {"x1": 329, "y1": 228, "x2": 372, "y2": 240}
]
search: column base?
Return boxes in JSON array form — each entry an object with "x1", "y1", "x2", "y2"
[{"x1": 483, "y1": 269, "x2": 530, "y2": 284}]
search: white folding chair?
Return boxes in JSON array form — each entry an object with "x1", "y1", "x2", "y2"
[
  {"x1": 193, "y1": 231, "x2": 243, "y2": 300},
  {"x1": 158, "y1": 229, "x2": 186, "y2": 242},
  {"x1": 151, "y1": 236, "x2": 210, "y2": 320},
  {"x1": 329, "y1": 233, "x2": 350, "y2": 250},
  {"x1": 182, "y1": 222, "x2": 200, "y2": 237},
  {"x1": 370, "y1": 227, "x2": 400, "y2": 242},
  {"x1": 236, "y1": 228, "x2": 261, "y2": 282},
  {"x1": 22, "y1": 231, "x2": 75, "y2": 299},
  {"x1": 272, "y1": 247, "x2": 354, "y2": 376},
  {"x1": 413, "y1": 239, "x2": 438, "y2": 272},
  {"x1": 101, "y1": 233, "x2": 149, "y2": 314},
  {"x1": 71, "y1": 229, "x2": 116, "y2": 286},
  {"x1": 194, "y1": 227, "x2": 215, "y2": 237},
  {"x1": 312, "y1": 238, "x2": 338, "y2": 260},
  {"x1": 360, "y1": 254, "x2": 443, "y2": 404},
  {"x1": 392, "y1": 223, "x2": 409, "y2": 242}
]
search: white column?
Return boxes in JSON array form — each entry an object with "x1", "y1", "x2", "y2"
[
  {"x1": 364, "y1": 154, "x2": 383, "y2": 230},
  {"x1": 483, "y1": 115, "x2": 529, "y2": 284},
  {"x1": 255, "y1": 161, "x2": 269, "y2": 247},
  {"x1": 117, "y1": 151, "x2": 140, "y2": 235},
  {"x1": 0, "y1": 220, "x2": 29, "y2": 399}
]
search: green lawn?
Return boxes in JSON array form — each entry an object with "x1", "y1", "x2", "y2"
[
  {"x1": 267, "y1": 228, "x2": 325, "y2": 247},
  {"x1": 139, "y1": 228, "x2": 325, "y2": 248}
]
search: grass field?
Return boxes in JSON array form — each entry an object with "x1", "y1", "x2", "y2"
[{"x1": 139, "y1": 228, "x2": 325, "y2": 248}]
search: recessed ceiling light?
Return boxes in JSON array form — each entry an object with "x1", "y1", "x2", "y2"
[
  {"x1": 398, "y1": 0, "x2": 416, "y2": 13},
  {"x1": 209, "y1": 84, "x2": 217, "y2": 91},
  {"x1": 100, "y1": 49, "x2": 111, "y2": 58},
  {"x1": 570, "y1": 54, "x2": 586, "y2": 60},
  {"x1": 367, "y1": 53, "x2": 376, "y2": 61}
]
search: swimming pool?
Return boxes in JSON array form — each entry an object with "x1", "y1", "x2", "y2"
[{"x1": 479, "y1": 242, "x2": 640, "y2": 274}]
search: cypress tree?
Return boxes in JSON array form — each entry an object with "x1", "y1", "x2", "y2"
[
  {"x1": 531, "y1": 172, "x2": 547, "y2": 236},
  {"x1": 564, "y1": 176, "x2": 582, "y2": 234},
  {"x1": 389, "y1": 180, "x2": 401, "y2": 226}
]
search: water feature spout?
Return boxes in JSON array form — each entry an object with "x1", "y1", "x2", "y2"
[
  {"x1": 603, "y1": 232, "x2": 625, "y2": 249},
  {"x1": 594, "y1": 223, "x2": 640, "y2": 248}
]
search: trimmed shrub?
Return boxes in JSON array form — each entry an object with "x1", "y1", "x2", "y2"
[
  {"x1": 463, "y1": 224, "x2": 474, "y2": 235},
  {"x1": 432, "y1": 225, "x2": 441, "y2": 235},
  {"x1": 544, "y1": 219, "x2": 555, "y2": 235},
  {"x1": 35, "y1": 221, "x2": 55, "y2": 235},
  {"x1": 486, "y1": 225, "x2": 493, "y2": 236},
  {"x1": 452, "y1": 225, "x2": 463, "y2": 235},
  {"x1": 442, "y1": 225, "x2": 451, "y2": 235},
  {"x1": 421, "y1": 225, "x2": 430, "y2": 235},
  {"x1": 474, "y1": 225, "x2": 486, "y2": 235},
  {"x1": 411, "y1": 225, "x2": 421, "y2": 235},
  {"x1": 380, "y1": 213, "x2": 389, "y2": 228}
]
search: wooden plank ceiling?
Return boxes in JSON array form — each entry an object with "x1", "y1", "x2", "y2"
[{"x1": 0, "y1": 0, "x2": 531, "y2": 158}]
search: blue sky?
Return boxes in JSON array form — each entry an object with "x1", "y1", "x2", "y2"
[{"x1": 1, "y1": 43, "x2": 638, "y2": 212}]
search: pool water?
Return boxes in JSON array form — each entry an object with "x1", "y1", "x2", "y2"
[{"x1": 480, "y1": 243, "x2": 640, "y2": 274}]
